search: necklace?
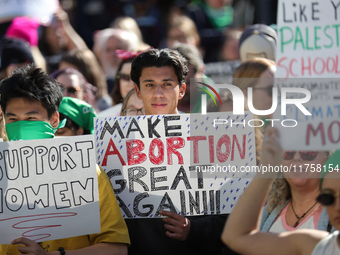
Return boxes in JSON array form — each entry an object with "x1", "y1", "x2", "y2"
[{"x1": 291, "y1": 201, "x2": 318, "y2": 228}]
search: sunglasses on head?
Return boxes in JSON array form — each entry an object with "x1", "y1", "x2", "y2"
[
  {"x1": 283, "y1": 151, "x2": 318, "y2": 161},
  {"x1": 317, "y1": 190, "x2": 340, "y2": 206},
  {"x1": 117, "y1": 73, "x2": 131, "y2": 81}
]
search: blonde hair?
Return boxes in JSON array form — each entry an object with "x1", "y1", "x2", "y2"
[
  {"x1": 0, "y1": 113, "x2": 7, "y2": 141},
  {"x1": 112, "y1": 17, "x2": 143, "y2": 44},
  {"x1": 266, "y1": 151, "x2": 334, "y2": 213},
  {"x1": 266, "y1": 174, "x2": 291, "y2": 213},
  {"x1": 233, "y1": 57, "x2": 276, "y2": 90}
]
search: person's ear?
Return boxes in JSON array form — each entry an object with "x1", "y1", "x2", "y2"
[
  {"x1": 50, "y1": 112, "x2": 60, "y2": 129},
  {"x1": 76, "y1": 126, "x2": 84, "y2": 135},
  {"x1": 134, "y1": 85, "x2": 142, "y2": 100},
  {"x1": 178, "y1": 83, "x2": 186, "y2": 100}
]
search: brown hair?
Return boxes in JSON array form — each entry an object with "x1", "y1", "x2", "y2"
[
  {"x1": 110, "y1": 58, "x2": 134, "y2": 105},
  {"x1": 61, "y1": 49, "x2": 108, "y2": 98},
  {"x1": 120, "y1": 88, "x2": 136, "y2": 116},
  {"x1": 233, "y1": 57, "x2": 276, "y2": 90}
]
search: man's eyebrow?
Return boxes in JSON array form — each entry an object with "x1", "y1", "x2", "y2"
[
  {"x1": 141, "y1": 79, "x2": 155, "y2": 83},
  {"x1": 26, "y1": 111, "x2": 39, "y2": 115},
  {"x1": 5, "y1": 112, "x2": 16, "y2": 117},
  {"x1": 162, "y1": 78, "x2": 175, "y2": 82},
  {"x1": 141, "y1": 78, "x2": 176, "y2": 83},
  {"x1": 6, "y1": 111, "x2": 39, "y2": 117}
]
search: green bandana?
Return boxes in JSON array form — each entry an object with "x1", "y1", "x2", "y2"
[
  {"x1": 59, "y1": 97, "x2": 97, "y2": 134},
  {"x1": 203, "y1": 2, "x2": 233, "y2": 30},
  {"x1": 319, "y1": 150, "x2": 340, "y2": 189},
  {"x1": 6, "y1": 119, "x2": 66, "y2": 141}
]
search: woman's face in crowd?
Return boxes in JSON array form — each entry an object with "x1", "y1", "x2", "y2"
[
  {"x1": 167, "y1": 28, "x2": 197, "y2": 48},
  {"x1": 123, "y1": 93, "x2": 145, "y2": 116},
  {"x1": 251, "y1": 66, "x2": 275, "y2": 114},
  {"x1": 119, "y1": 62, "x2": 134, "y2": 99},
  {"x1": 222, "y1": 37, "x2": 239, "y2": 61},
  {"x1": 321, "y1": 171, "x2": 340, "y2": 230},
  {"x1": 57, "y1": 73, "x2": 84, "y2": 100},
  {"x1": 55, "y1": 126, "x2": 77, "y2": 136},
  {"x1": 283, "y1": 151, "x2": 329, "y2": 188}
]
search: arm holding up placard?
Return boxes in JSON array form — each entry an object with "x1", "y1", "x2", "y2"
[
  {"x1": 221, "y1": 127, "x2": 327, "y2": 255},
  {"x1": 54, "y1": 8, "x2": 88, "y2": 52}
]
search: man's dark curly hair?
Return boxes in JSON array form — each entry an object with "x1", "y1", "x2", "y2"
[
  {"x1": 0, "y1": 64, "x2": 63, "y2": 118},
  {"x1": 131, "y1": 48, "x2": 188, "y2": 88}
]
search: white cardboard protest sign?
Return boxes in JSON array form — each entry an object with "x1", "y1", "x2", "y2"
[
  {"x1": 274, "y1": 0, "x2": 340, "y2": 150},
  {"x1": 275, "y1": 79, "x2": 340, "y2": 150},
  {"x1": 276, "y1": 0, "x2": 340, "y2": 79},
  {"x1": 0, "y1": 135, "x2": 100, "y2": 244},
  {"x1": 0, "y1": 0, "x2": 58, "y2": 24},
  {"x1": 95, "y1": 113, "x2": 256, "y2": 219}
]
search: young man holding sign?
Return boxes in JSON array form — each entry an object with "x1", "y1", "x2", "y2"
[
  {"x1": 129, "y1": 48, "x2": 232, "y2": 255},
  {"x1": 0, "y1": 65, "x2": 130, "y2": 254}
]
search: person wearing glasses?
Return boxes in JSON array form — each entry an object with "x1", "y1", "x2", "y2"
[
  {"x1": 0, "y1": 65, "x2": 130, "y2": 254},
  {"x1": 98, "y1": 50, "x2": 142, "y2": 117},
  {"x1": 233, "y1": 57, "x2": 276, "y2": 121},
  {"x1": 261, "y1": 149, "x2": 334, "y2": 233},
  {"x1": 222, "y1": 127, "x2": 340, "y2": 255},
  {"x1": 120, "y1": 89, "x2": 145, "y2": 116},
  {"x1": 51, "y1": 68, "x2": 97, "y2": 111}
]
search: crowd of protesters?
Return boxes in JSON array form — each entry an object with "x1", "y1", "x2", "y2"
[{"x1": 0, "y1": 0, "x2": 339, "y2": 255}]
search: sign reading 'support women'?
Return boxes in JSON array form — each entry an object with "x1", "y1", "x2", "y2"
[
  {"x1": 95, "y1": 113, "x2": 256, "y2": 219},
  {"x1": 275, "y1": 0, "x2": 340, "y2": 150},
  {"x1": 0, "y1": 135, "x2": 100, "y2": 244}
]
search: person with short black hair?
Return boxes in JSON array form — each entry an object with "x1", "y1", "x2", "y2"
[
  {"x1": 0, "y1": 64, "x2": 130, "y2": 254},
  {"x1": 0, "y1": 37, "x2": 34, "y2": 81},
  {"x1": 128, "y1": 49, "x2": 233, "y2": 255},
  {"x1": 131, "y1": 48, "x2": 187, "y2": 115}
]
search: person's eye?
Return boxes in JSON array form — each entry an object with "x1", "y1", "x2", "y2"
[
  {"x1": 27, "y1": 116, "x2": 37, "y2": 120},
  {"x1": 145, "y1": 83, "x2": 154, "y2": 87}
]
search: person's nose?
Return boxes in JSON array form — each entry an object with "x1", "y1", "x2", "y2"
[
  {"x1": 153, "y1": 84, "x2": 164, "y2": 98},
  {"x1": 292, "y1": 151, "x2": 303, "y2": 162}
]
